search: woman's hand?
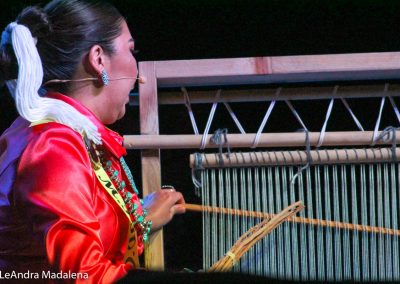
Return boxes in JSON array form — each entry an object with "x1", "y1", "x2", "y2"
[{"x1": 143, "y1": 188, "x2": 186, "y2": 232}]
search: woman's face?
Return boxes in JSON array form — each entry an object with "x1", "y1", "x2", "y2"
[{"x1": 103, "y1": 20, "x2": 138, "y2": 124}]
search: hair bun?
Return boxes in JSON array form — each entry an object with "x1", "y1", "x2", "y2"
[{"x1": 17, "y1": 5, "x2": 52, "y2": 39}]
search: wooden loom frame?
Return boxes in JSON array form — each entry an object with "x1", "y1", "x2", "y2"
[{"x1": 132, "y1": 51, "x2": 400, "y2": 270}]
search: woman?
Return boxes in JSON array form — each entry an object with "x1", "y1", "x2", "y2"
[{"x1": 0, "y1": 0, "x2": 185, "y2": 282}]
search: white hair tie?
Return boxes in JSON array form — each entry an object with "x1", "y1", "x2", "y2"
[{"x1": 3, "y1": 22, "x2": 101, "y2": 144}]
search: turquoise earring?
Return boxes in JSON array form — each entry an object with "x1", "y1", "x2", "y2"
[{"x1": 101, "y1": 70, "x2": 109, "y2": 86}]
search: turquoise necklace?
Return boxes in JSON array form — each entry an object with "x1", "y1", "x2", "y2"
[{"x1": 103, "y1": 156, "x2": 152, "y2": 242}]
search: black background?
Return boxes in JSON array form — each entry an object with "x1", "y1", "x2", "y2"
[{"x1": 2, "y1": 0, "x2": 400, "y2": 271}]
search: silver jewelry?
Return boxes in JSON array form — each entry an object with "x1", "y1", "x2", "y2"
[{"x1": 101, "y1": 70, "x2": 109, "y2": 86}]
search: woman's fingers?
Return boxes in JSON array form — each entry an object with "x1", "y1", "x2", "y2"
[
  {"x1": 143, "y1": 188, "x2": 186, "y2": 231},
  {"x1": 172, "y1": 203, "x2": 186, "y2": 215}
]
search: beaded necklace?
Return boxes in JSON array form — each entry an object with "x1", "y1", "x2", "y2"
[
  {"x1": 102, "y1": 156, "x2": 152, "y2": 242},
  {"x1": 84, "y1": 134, "x2": 153, "y2": 244}
]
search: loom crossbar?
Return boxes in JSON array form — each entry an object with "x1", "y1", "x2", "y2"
[
  {"x1": 124, "y1": 132, "x2": 400, "y2": 150},
  {"x1": 189, "y1": 148, "x2": 400, "y2": 168}
]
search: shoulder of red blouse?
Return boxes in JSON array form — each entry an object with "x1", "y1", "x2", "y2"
[{"x1": 14, "y1": 110, "x2": 132, "y2": 283}]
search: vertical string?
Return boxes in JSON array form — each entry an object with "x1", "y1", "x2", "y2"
[
  {"x1": 239, "y1": 168, "x2": 248, "y2": 272},
  {"x1": 306, "y1": 167, "x2": 316, "y2": 280},
  {"x1": 202, "y1": 169, "x2": 210, "y2": 271},
  {"x1": 225, "y1": 168, "x2": 233, "y2": 269},
  {"x1": 383, "y1": 164, "x2": 392, "y2": 280},
  {"x1": 281, "y1": 166, "x2": 292, "y2": 280},
  {"x1": 267, "y1": 167, "x2": 277, "y2": 278},
  {"x1": 210, "y1": 169, "x2": 218, "y2": 266},
  {"x1": 393, "y1": 164, "x2": 400, "y2": 279},
  {"x1": 315, "y1": 166, "x2": 325, "y2": 280},
  {"x1": 341, "y1": 165, "x2": 351, "y2": 280},
  {"x1": 360, "y1": 164, "x2": 370, "y2": 281},
  {"x1": 332, "y1": 165, "x2": 343, "y2": 281},
  {"x1": 377, "y1": 164, "x2": 385, "y2": 281},
  {"x1": 247, "y1": 167, "x2": 255, "y2": 275},
  {"x1": 289, "y1": 166, "x2": 300, "y2": 281},
  {"x1": 232, "y1": 168, "x2": 240, "y2": 273},
  {"x1": 218, "y1": 169, "x2": 225, "y2": 266},
  {"x1": 298, "y1": 167, "x2": 309, "y2": 281},
  {"x1": 260, "y1": 166, "x2": 269, "y2": 277},
  {"x1": 351, "y1": 165, "x2": 361, "y2": 281},
  {"x1": 369, "y1": 164, "x2": 378, "y2": 281},
  {"x1": 275, "y1": 167, "x2": 284, "y2": 278},
  {"x1": 324, "y1": 165, "x2": 334, "y2": 281},
  {"x1": 254, "y1": 167, "x2": 262, "y2": 275}
]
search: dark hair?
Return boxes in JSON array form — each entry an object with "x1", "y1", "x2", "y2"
[{"x1": 0, "y1": 0, "x2": 124, "y2": 92}]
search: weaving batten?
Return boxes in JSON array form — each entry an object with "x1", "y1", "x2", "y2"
[{"x1": 184, "y1": 203, "x2": 400, "y2": 235}]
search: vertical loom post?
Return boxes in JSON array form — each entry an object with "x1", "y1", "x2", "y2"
[{"x1": 139, "y1": 61, "x2": 164, "y2": 270}]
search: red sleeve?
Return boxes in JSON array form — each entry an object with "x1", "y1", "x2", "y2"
[{"x1": 14, "y1": 123, "x2": 132, "y2": 283}]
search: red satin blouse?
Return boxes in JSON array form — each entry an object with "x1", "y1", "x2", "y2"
[{"x1": 0, "y1": 93, "x2": 143, "y2": 283}]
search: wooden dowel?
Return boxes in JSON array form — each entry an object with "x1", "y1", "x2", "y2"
[
  {"x1": 184, "y1": 203, "x2": 400, "y2": 236},
  {"x1": 185, "y1": 203, "x2": 274, "y2": 218},
  {"x1": 124, "y1": 131, "x2": 400, "y2": 150},
  {"x1": 189, "y1": 148, "x2": 400, "y2": 168}
]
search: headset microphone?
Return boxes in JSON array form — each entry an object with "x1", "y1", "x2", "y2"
[{"x1": 44, "y1": 75, "x2": 146, "y2": 86}]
